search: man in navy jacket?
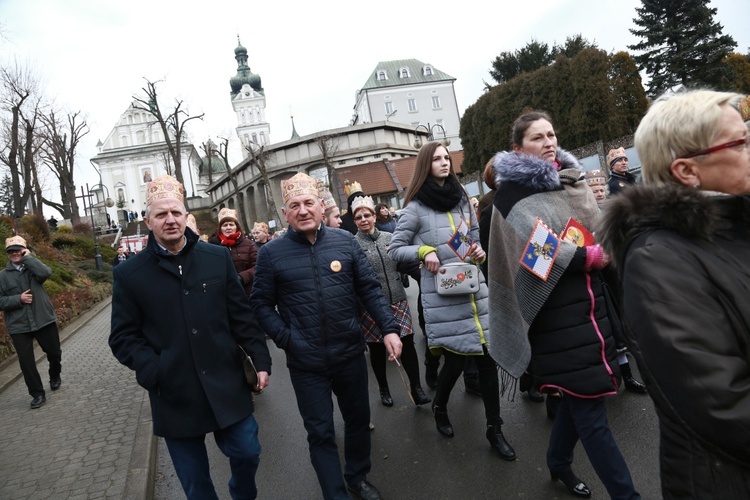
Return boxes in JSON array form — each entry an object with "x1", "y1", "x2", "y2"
[
  {"x1": 251, "y1": 173, "x2": 401, "y2": 500},
  {"x1": 110, "y1": 175, "x2": 271, "y2": 499}
]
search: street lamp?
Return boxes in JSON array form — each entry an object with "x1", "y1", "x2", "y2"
[
  {"x1": 77, "y1": 182, "x2": 115, "y2": 272},
  {"x1": 413, "y1": 123, "x2": 451, "y2": 149}
]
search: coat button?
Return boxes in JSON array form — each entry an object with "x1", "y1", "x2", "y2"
[
  {"x1": 184, "y1": 290, "x2": 189, "y2": 295},
  {"x1": 201, "y1": 369, "x2": 206, "y2": 375},
  {"x1": 191, "y1": 329, "x2": 198, "y2": 335}
]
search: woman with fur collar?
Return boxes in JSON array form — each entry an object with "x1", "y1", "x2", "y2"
[
  {"x1": 388, "y1": 141, "x2": 516, "y2": 462},
  {"x1": 598, "y1": 89, "x2": 750, "y2": 499},
  {"x1": 487, "y1": 111, "x2": 639, "y2": 499}
]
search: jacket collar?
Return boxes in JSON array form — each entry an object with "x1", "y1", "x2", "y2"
[
  {"x1": 286, "y1": 223, "x2": 326, "y2": 245},
  {"x1": 492, "y1": 147, "x2": 582, "y2": 191}
]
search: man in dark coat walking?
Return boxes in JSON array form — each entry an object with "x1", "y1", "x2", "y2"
[
  {"x1": 251, "y1": 173, "x2": 401, "y2": 500},
  {"x1": 109, "y1": 174, "x2": 271, "y2": 499}
]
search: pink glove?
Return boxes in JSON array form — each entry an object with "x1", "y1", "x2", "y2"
[{"x1": 584, "y1": 244, "x2": 610, "y2": 271}]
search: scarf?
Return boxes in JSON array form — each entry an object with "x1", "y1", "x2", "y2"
[
  {"x1": 487, "y1": 150, "x2": 600, "y2": 384},
  {"x1": 219, "y1": 231, "x2": 241, "y2": 247},
  {"x1": 414, "y1": 175, "x2": 464, "y2": 212}
]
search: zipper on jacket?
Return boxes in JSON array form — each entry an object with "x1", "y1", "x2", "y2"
[{"x1": 310, "y1": 245, "x2": 330, "y2": 367}]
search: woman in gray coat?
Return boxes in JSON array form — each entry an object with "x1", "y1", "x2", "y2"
[
  {"x1": 388, "y1": 141, "x2": 515, "y2": 461},
  {"x1": 352, "y1": 195, "x2": 431, "y2": 407}
]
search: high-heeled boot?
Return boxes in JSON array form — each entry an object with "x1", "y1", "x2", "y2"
[
  {"x1": 620, "y1": 361, "x2": 647, "y2": 393},
  {"x1": 486, "y1": 423, "x2": 516, "y2": 461},
  {"x1": 411, "y1": 385, "x2": 432, "y2": 405},
  {"x1": 432, "y1": 404, "x2": 454, "y2": 437},
  {"x1": 379, "y1": 387, "x2": 393, "y2": 407}
]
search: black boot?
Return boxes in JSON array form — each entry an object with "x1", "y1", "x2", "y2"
[
  {"x1": 550, "y1": 469, "x2": 591, "y2": 498},
  {"x1": 486, "y1": 423, "x2": 516, "y2": 461},
  {"x1": 620, "y1": 361, "x2": 647, "y2": 394},
  {"x1": 379, "y1": 387, "x2": 393, "y2": 407},
  {"x1": 411, "y1": 385, "x2": 432, "y2": 406},
  {"x1": 432, "y1": 404, "x2": 454, "y2": 437}
]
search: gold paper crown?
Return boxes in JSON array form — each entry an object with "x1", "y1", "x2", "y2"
[
  {"x1": 607, "y1": 147, "x2": 627, "y2": 167},
  {"x1": 218, "y1": 208, "x2": 239, "y2": 225},
  {"x1": 584, "y1": 170, "x2": 607, "y2": 186},
  {"x1": 740, "y1": 95, "x2": 750, "y2": 122},
  {"x1": 253, "y1": 222, "x2": 269, "y2": 233},
  {"x1": 5, "y1": 235, "x2": 27, "y2": 251},
  {"x1": 345, "y1": 181, "x2": 363, "y2": 197},
  {"x1": 351, "y1": 195, "x2": 375, "y2": 214},
  {"x1": 186, "y1": 214, "x2": 198, "y2": 234},
  {"x1": 146, "y1": 174, "x2": 185, "y2": 206},
  {"x1": 320, "y1": 190, "x2": 337, "y2": 210},
  {"x1": 281, "y1": 173, "x2": 319, "y2": 204}
]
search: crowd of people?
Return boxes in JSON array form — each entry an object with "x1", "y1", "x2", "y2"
[{"x1": 50, "y1": 86, "x2": 742, "y2": 500}]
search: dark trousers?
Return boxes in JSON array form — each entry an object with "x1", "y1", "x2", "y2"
[
  {"x1": 289, "y1": 354, "x2": 371, "y2": 500},
  {"x1": 547, "y1": 395, "x2": 640, "y2": 500},
  {"x1": 432, "y1": 348, "x2": 502, "y2": 426},
  {"x1": 368, "y1": 334, "x2": 422, "y2": 390},
  {"x1": 11, "y1": 322, "x2": 62, "y2": 397},
  {"x1": 164, "y1": 414, "x2": 261, "y2": 500}
]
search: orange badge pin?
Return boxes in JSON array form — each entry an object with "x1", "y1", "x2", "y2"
[{"x1": 330, "y1": 260, "x2": 342, "y2": 272}]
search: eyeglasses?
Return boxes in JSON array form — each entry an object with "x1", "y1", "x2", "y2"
[
  {"x1": 354, "y1": 213, "x2": 374, "y2": 221},
  {"x1": 681, "y1": 137, "x2": 749, "y2": 159}
]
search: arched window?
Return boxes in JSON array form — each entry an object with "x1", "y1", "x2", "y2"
[
  {"x1": 423, "y1": 65, "x2": 433, "y2": 76},
  {"x1": 399, "y1": 67, "x2": 410, "y2": 78},
  {"x1": 377, "y1": 70, "x2": 387, "y2": 81}
]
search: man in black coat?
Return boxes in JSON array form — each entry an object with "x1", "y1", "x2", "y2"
[
  {"x1": 607, "y1": 147, "x2": 638, "y2": 195},
  {"x1": 109, "y1": 175, "x2": 271, "y2": 500},
  {"x1": 251, "y1": 173, "x2": 401, "y2": 500}
]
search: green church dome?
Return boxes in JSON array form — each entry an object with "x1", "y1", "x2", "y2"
[{"x1": 230, "y1": 38, "x2": 263, "y2": 98}]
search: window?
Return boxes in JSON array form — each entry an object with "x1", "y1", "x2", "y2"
[
  {"x1": 408, "y1": 99, "x2": 417, "y2": 112},
  {"x1": 356, "y1": 157, "x2": 364, "y2": 162},
  {"x1": 252, "y1": 133, "x2": 258, "y2": 144},
  {"x1": 423, "y1": 65, "x2": 433, "y2": 76},
  {"x1": 432, "y1": 96, "x2": 441, "y2": 109},
  {"x1": 377, "y1": 70, "x2": 387, "y2": 81},
  {"x1": 338, "y1": 160, "x2": 347, "y2": 165},
  {"x1": 399, "y1": 67, "x2": 410, "y2": 78},
  {"x1": 374, "y1": 154, "x2": 381, "y2": 159},
  {"x1": 260, "y1": 132, "x2": 266, "y2": 145},
  {"x1": 385, "y1": 101, "x2": 393, "y2": 115}
]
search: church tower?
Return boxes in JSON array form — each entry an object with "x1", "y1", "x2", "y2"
[{"x1": 230, "y1": 37, "x2": 270, "y2": 156}]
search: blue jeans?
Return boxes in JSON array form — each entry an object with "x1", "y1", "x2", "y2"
[
  {"x1": 164, "y1": 414, "x2": 261, "y2": 500},
  {"x1": 289, "y1": 354, "x2": 371, "y2": 500},
  {"x1": 547, "y1": 395, "x2": 640, "y2": 500}
]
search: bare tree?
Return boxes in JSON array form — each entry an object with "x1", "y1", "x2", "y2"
[
  {"x1": 242, "y1": 140, "x2": 281, "y2": 230},
  {"x1": 132, "y1": 78, "x2": 203, "y2": 187},
  {"x1": 37, "y1": 109, "x2": 88, "y2": 223},
  {"x1": 313, "y1": 133, "x2": 342, "y2": 206},
  {"x1": 0, "y1": 61, "x2": 45, "y2": 219},
  {"x1": 215, "y1": 137, "x2": 251, "y2": 232}
]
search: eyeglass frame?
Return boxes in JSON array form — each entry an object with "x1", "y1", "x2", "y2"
[
  {"x1": 680, "y1": 137, "x2": 749, "y2": 159},
  {"x1": 353, "y1": 213, "x2": 374, "y2": 221}
]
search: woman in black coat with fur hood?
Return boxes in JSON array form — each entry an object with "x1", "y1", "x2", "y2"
[{"x1": 598, "y1": 89, "x2": 750, "y2": 499}]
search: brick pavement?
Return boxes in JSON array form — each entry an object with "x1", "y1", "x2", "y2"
[{"x1": 0, "y1": 299, "x2": 156, "y2": 500}]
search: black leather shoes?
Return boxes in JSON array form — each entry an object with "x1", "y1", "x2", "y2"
[
  {"x1": 30, "y1": 395, "x2": 46, "y2": 409},
  {"x1": 50, "y1": 377, "x2": 61, "y2": 391},
  {"x1": 379, "y1": 387, "x2": 393, "y2": 407},
  {"x1": 347, "y1": 480, "x2": 382, "y2": 500},
  {"x1": 432, "y1": 404, "x2": 454, "y2": 437},
  {"x1": 411, "y1": 386, "x2": 432, "y2": 405},
  {"x1": 620, "y1": 361, "x2": 647, "y2": 393},
  {"x1": 486, "y1": 423, "x2": 516, "y2": 461},
  {"x1": 550, "y1": 469, "x2": 591, "y2": 498}
]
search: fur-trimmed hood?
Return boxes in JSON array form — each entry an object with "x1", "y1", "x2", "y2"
[
  {"x1": 492, "y1": 148, "x2": 582, "y2": 191},
  {"x1": 597, "y1": 184, "x2": 750, "y2": 267}
]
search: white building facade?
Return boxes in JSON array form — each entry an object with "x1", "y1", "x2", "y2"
[
  {"x1": 229, "y1": 39, "x2": 270, "y2": 155},
  {"x1": 351, "y1": 59, "x2": 463, "y2": 150}
]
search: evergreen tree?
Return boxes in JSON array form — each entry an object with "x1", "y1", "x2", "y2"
[
  {"x1": 629, "y1": 0, "x2": 737, "y2": 96},
  {"x1": 0, "y1": 174, "x2": 14, "y2": 216}
]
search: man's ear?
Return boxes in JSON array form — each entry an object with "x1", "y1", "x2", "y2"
[{"x1": 670, "y1": 158, "x2": 700, "y2": 187}]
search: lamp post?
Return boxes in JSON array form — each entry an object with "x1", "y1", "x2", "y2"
[
  {"x1": 76, "y1": 182, "x2": 115, "y2": 271},
  {"x1": 413, "y1": 123, "x2": 451, "y2": 149}
]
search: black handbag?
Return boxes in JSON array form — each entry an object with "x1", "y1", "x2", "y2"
[{"x1": 238, "y1": 345, "x2": 258, "y2": 388}]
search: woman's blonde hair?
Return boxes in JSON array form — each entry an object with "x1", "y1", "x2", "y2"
[{"x1": 635, "y1": 89, "x2": 743, "y2": 186}]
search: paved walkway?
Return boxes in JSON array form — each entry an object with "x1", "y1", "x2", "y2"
[{"x1": 0, "y1": 299, "x2": 155, "y2": 500}]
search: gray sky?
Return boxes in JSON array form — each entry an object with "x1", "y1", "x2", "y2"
[{"x1": 1, "y1": 0, "x2": 748, "y2": 198}]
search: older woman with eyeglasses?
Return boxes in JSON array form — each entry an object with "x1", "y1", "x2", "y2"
[{"x1": 598, "y1": 89, "x2": 750, "y2": 499}]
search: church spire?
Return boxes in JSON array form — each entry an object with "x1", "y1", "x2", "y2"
[{"x1": 290, "y1": 115, "x2": 300, "y2": 140}]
